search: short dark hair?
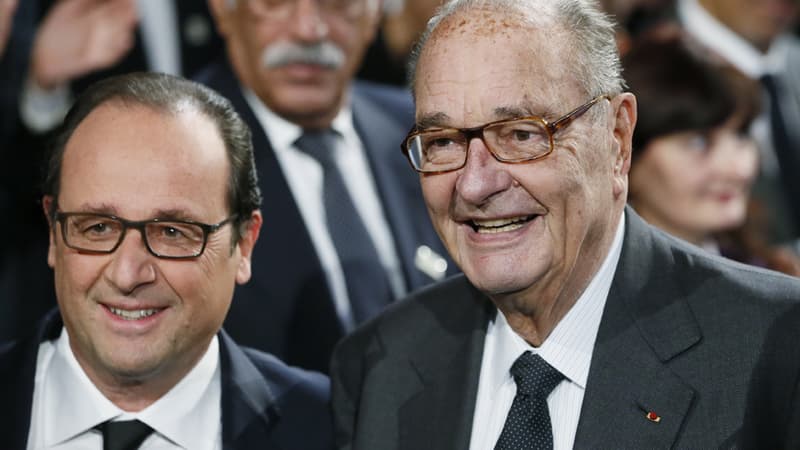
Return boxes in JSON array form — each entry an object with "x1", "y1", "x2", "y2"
[
  {"x1": 623, "y1": 36, "x2": 760, "y2": 160},
  {"x1": 43, "y1": 72, "x2": 262, "y2": 240}
]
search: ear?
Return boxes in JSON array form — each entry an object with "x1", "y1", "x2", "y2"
[
  {"x1": 610, "y1": 92, "x2": 637, "y2": 199},
  {"x1": 235, "y1": 210, "x2": 262, "y2": 285},
  {"x1": 42, "y1": 196, "x2": 57, "y2": 268},
  {"x1": 207, "y1": 0, "x2": 234, "y2": 36}
]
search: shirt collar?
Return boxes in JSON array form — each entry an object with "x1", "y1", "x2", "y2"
[
  {"x1": 678, "y1": 0, "x2": 789, "y2": 77},
  {"x1": 484, "y1": 211, "x2": 626, "y2": 392},
  {"x1": 241, "y1": 86, "x2": 356, "y2": 154},
  {"x1": 45, "y1": 328, "x2": 221, "y2": 449}
]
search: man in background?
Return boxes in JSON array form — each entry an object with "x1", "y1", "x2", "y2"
[{"x1": 202, "y1": 0, "x2": 452, "y2": 372}]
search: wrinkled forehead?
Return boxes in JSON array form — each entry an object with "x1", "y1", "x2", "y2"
[{"x1": 414, "y1": 9, "x2": 580, "y2": 125}]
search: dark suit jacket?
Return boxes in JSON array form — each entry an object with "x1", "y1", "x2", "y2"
[
  {"x1": 331, "y1": 208, "x2": 800, "y2": 449},
  {"x1": 739, "y1": 303, "x2": 800, "y2": 449},
  {"x1": 195, "y1": 61, "x2": 453, "y2": 373},
  {"x1": 0, "y1": 309, "x2": 333, "y2": 450}
]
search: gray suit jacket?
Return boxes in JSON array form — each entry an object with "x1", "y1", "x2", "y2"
[{"x1": 331, "y1": 208, "x2": 800, "y2": 449}]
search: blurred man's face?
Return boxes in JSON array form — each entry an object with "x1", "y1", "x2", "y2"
[
  {"x1": 699, "y1": 0, "x2": 799, "y2": 51},
  {"x1": 412, "y1": 10, "x2": 634, "y2": 309},
  {"x1": 46, "y1": 103, "x2": 259, "y2": 403},
  {"x1": 211, "y1": 0, "x2": 381, "y2": 128}
]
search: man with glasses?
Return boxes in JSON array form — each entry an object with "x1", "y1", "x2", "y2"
[
  {"x1": 330, "y1": 0, "x2": 800, "y2": 448},
  {"x1": 0, "y1": 72, "x2": 332, "y2": 449},
  {"x1": 199, "y1": 0, "x2": 453, "y2": 373}
]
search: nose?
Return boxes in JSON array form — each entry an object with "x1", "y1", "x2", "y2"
[
  {"x1": 289, "y1": 0, "x2": 329, "y2": 42},
  {"x1": 455, "y1": 137, "x2": 515, "y2": 205},
  {"x1": 103, "y1": 229, "x2": 157, "y2": 295}
]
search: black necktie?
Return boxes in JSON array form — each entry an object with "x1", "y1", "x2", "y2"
[
  {"x1": 495, "y1": 351, "x2": 565, "y2": 450},
  {"x1": 96, "y1": 419, "x2": 153, "y2": 450},
  {"x1": 760, "y1": 74, "x2": 800, "y2": 228},
  {"x1": 294, "y1": 130, "x2": 393, "y2": 323}
]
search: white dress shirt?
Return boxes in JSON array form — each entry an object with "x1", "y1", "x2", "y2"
[
  {"x1": 468, "y1": 213, "x2": 625, "y2": 450},
  {"x1": 27, "y1": 328, "x2": 222, "y2": 449},
  {"x1": 242, "y1": 88, "x2": 406, "y2": 331}
]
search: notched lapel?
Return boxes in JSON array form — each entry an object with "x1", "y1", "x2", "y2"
[
  {"x1": 398, "y1": 329, "x2": 485, "y2": 450},
  {"x1": 574, "y1": 210, "x2": 701, "y2": 448},
  {"x1": 219, "y1": 332, "x2": 280, "y2": 448},
  {"x1": 396, "y1": 281, "x2": 492, "y2": 450}
]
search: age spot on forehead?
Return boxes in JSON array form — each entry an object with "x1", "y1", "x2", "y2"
[{"x1": 437, "y1": 8, "x2": 529, "y2": 40}]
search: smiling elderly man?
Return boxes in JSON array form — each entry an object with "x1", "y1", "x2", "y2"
[{"x1": 330, "y1": 0, "x2": 800, "y2": 449}]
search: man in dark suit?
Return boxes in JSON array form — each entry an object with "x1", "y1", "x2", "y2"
[
  {"x1": 0, "y1": 72, "x2": 332, "y2": 449},
  {"x1": 200, "y1": 0, "x2": 452, "y2": 373},
  {"x1": 330, "y1": 0, "x2": 800, "y2": 448}
]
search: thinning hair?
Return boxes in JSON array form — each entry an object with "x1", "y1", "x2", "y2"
[
  {"x1": 407, "y1": 0, "x2": 625, "y2": 99},
  {"x1": 43, "y1": 72, "x2": 262, "y2": 241}
]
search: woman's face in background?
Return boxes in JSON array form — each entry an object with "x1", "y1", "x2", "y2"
[{"x1": 629, "y1": 119, "x2": 759, "y2": 244}]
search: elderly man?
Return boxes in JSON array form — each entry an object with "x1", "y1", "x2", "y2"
[
  {"x1": 330, "y1": 0, "x2": 800, "y2": 448},
  {"x1": 201, "y1": 0, "x2": 452, "y2": 372},
  {"x1": 678, "y1": 0, "x2": 800, "y2": 245},
  {"x1": 0, "y1": 73, "x2": 331, "y2": 449}
]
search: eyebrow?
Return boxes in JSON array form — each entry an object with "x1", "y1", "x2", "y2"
[
  {"x1": 71, "y1": 204, "x2": 198, "y2": 221},
  {"x1": 415, "y1": 112, "x2": 451, "y2": 130}
]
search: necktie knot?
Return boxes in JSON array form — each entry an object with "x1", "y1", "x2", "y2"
[
  {"x1": 294, "y1": 129, "x2": 339, "y2": 166},
  {"x1": 510, "y1": 351, "x2": 564, "y2": 399},
  {"x1": 96, "y1": 419, "x2": 153, "y2": 450}
]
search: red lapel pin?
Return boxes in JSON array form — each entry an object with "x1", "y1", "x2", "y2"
[{"x1": 645, "y1": 411, "x2": 661, "y2": 423}]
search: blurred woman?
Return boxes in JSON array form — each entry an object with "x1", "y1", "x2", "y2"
[{"x1": 624, "y1": 36, "x2": 800, "y2": 276}]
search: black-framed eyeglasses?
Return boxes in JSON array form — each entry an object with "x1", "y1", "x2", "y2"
[
  {"x1": 54, "y1": 212, "x2": 238, "y2": 259},
  {"x1": 401, "y1": 95, "x2": 612, "y2": 174}
]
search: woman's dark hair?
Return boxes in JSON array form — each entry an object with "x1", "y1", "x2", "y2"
[{"x1": 623, "y1": 35, "x2": 759, "y2": 160}]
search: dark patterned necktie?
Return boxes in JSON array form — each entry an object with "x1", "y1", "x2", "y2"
[
  {"x1": 294, "y1": 129, "x2": 393, "y2": 323},
  {"x1": 96, "y1": 419, "x2": 153, "y2": 450},
  {"x1": 495, "y1": 351, "x2": 565, "y2": 450}
]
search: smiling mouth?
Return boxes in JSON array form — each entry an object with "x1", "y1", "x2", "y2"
[
  {"x1": 470, "y1": 215, "x2": 536, "y2": 234},
  {"x1": 107, "y1": 307, "x2": 162, "y2": 321}
]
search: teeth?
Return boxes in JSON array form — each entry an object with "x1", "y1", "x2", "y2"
[
  {"x1": 109, "y1": 307, "x2": 159, "y2": 320},
  {"x1": 472, "y1": 216, "x2": 533, "y2": 234}
]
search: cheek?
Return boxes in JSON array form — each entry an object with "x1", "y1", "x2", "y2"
[
  {"x1": 55, "y1": 251, "x2": 101, "y2": 295},
  {"x1": 421, "y1": 175, "x2": 455, "y2": 218}
]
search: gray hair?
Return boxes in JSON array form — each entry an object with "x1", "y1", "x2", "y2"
[
  {"x1": 407, "y1": 0, "x2": 625, "y2": 99},
  {"x1": 44, "y1": 72, "x2": 262, "y2": 241}
]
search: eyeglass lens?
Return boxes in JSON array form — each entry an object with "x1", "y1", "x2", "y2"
[{"x1": 62, "y1": 214, "x2": 207, "y2": 258}]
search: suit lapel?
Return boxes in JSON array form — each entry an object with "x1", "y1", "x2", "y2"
[
  {"x1": 219, "y1": 331, "x2": 282, "y2": 449},
  {"x1": 574, "y1": 209, "x2": 700, "y2": 448},
  {"x1": 0, "y1": 309, "x2": 64, "y2": 449},
  {"x1": 396, "y1": 280, "x2": 492, "y2": 450}
]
